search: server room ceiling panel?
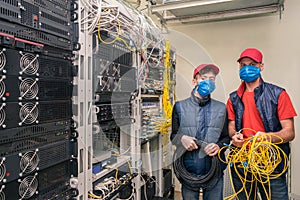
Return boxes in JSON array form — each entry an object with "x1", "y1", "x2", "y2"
[{"x1": 150, "y1": 0, "x2": 284, "y2": 24}]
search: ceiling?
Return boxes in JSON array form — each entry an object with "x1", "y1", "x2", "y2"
[{"x1": 149, "y1": 0, "x2": 284, "y2": 24}]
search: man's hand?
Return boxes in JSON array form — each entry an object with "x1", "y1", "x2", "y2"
[
  {"x1": 181, "y1": 135, "x2": 198, "y2": 151},
  {"x1": 231, "y1": 133, "x2": 245, "y2": 148},
  {"x1": 255, "y1": 131, "x2": 272, "y2": 142},
  {"x1": 204, "y1": 143, "x2": 220, "y2": 156}
]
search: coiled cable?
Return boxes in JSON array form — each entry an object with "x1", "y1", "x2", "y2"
[
  {"x1": 173, "y1": 140, "x2": 221, "y2": 191},
  {"x1": 218, "y1": 129, "x2": 288, "y2": 200}
]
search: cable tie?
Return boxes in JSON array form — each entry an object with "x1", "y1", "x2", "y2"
[
  {"x1": 242, "y1": 160, "x2": 248, "y2": 168},
  {"x1": 223, "y1": 143, "x2": 232, "y2": 149},
  {"x1": 235, "y1": 130, "x2": 242, "y2": 135}
]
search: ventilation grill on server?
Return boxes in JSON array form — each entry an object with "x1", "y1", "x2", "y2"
[
  {"x1": 41, "y1": 12, "x2": 68, "y2": 26},
  {"x1": 19, "y1": 150, "x2": 39, "y2": 175},
  {"x1": 16, "y1": 28, "x2": 51, "y2": 43},
  {"x1": 0, "y1": 49, "x2": 6, "y2": 71},
  {"x1": 32, "y1": 0, "x2": 46, "y2": 7},
  {"x1": 19, "y1": 78, "x2": 39, "y2": 100},
  {"x1": 0, "y1": 0, "x2": 18, "y2": 6},
  {"x1": 0, "y1": 159, "x2": 6, "y2": 182},
  {"x1": 21, "y1": 2, "x2": 39, "y2": 27},
  {"x1": 0, "y1": 185, "x2": 4, "y2": 200},
  {"x1": 19, "y1": 102, "x2": 39, "y2": 125},
  {"x1": 47, "y1": 0, "x2": 69, "y2": 8},
  {"x1": 38, "y1": 56, "x2": 72, "y2": 78},
  {"x1": 0, "y1": 78, "x2": 5, "y2": 99},
  {"x1": 0, "y1": 104, "x2": 5, "y2": 127},
  {"x1": 18, "y1": 173, "x2": 38, "y2": 199},
  {"x1": 19, "y1": 52, "x2": 39, "y2": 75},
  {"x1": 0, "y1": 124, "x2": 70, "y2": 157},
  {"x1": 41, "y1": 24, "x2": 69, "y2": 37},
  {"x1": 0, "y1": 7, "x2": 19, "y2": 19},
  {"x1": 33, "y1": 0, "x2": 69, "y2": 11}
]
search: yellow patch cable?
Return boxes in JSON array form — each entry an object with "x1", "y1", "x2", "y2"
[{"x1": 218, "y1": 129, "x2": 288, "y2": 200}]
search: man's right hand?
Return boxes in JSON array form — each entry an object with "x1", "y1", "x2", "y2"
[
  {"x1": 181, "y1": 135, "x2": 198, "y2": 151},
  {"x1": 231, "y1": 133, "x2": 245, "y2": 148}
]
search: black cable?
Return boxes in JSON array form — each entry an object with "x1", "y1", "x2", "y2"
[{"x1": 173, "y1": 140, "x2": 221, "y2": 192}]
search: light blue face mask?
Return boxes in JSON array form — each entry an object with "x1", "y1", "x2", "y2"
[
  {"x1": 195, "y1": 79, "x2": 216, "y2": 97},
  {"x1": 239, "y1": 65, "x2": 261, "y2": 82}
]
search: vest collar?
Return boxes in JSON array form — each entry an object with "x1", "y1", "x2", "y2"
[
  {"x1": 190, "y1": 90, "x2": 211, "y2": 107},
  {"x1": 236, "y1": 78, "x2": 265, "y2": 98}
]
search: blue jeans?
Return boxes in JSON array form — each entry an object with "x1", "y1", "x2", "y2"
[
  {"x1": 231, "y1": 166, "x2": 289, "y2": 200},
  {"x1": 181, "y1": 177, "x2": 224, "y2": 200}
]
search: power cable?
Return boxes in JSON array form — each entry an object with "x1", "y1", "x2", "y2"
[{"x1": 173, "y1": 140, "x2": 221, "y2": 191}]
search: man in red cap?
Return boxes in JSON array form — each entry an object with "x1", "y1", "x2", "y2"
[
  {"x1": 171, "y1": 64, "x2": 229, "y2": 200},
  {"x1": 226, "y1": 48, "x2": 297, "y2": 200}
]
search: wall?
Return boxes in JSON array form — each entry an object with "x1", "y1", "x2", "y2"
[{"x1": 163, "y1": 0, "x2": 300, "y2": 196}]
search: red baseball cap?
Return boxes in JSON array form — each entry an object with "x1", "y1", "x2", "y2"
[
  {"x1": 237, "y1": 48, "x2": 263, "y2": 63},
  {"x1": 193, "y1": 64, "x2": 219, "y2": 78}
]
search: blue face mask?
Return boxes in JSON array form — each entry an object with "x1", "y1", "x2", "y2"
[
  {"x1": 239, "y1": 65, "x2": 261, "y2": 82},
  {"x1": 195, "y1": 79, "x2": 216, "y2": 97}
]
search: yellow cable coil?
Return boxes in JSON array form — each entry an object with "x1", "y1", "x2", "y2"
[
  {"x1": 161, "y1": 40, "x2": 173, "y2": 137},
  {"x1": 219, "y1": 129, "x2": 288, "y2": 200}
]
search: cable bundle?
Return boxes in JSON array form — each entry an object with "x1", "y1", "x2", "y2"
[
  {"x1": 173, "y1": 140, "x2": 221, "y2": 191},
  {"x1": 88, "y1": 154, "x2": 133, "y2": 199},
  {"x1": 219, "y1": 130, "x2": 289, "y2": 200}
]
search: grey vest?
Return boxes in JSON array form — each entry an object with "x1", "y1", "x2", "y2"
[
  {"x1": 176, "y1": 97, "x2": 227, "y2": 144},
  {"x1": 174, "y1": 95, "x2": 227, "y2": 175}
]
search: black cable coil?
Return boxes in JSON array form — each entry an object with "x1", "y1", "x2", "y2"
[{"x1": 173, "y1": 140, "x2": 221, "y2": 191}]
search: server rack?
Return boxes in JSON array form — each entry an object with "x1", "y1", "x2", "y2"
[
  {"x1": 75, "y1": 0, "x2": 176, "y2": 198},
  {"x1": 0, "y1": 0, "x2": 79, "y2": 199}
]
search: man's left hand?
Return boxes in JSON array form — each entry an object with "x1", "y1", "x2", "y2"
[{"x1": 204, "y1": 143, "x2": 220, "y2": 156}]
